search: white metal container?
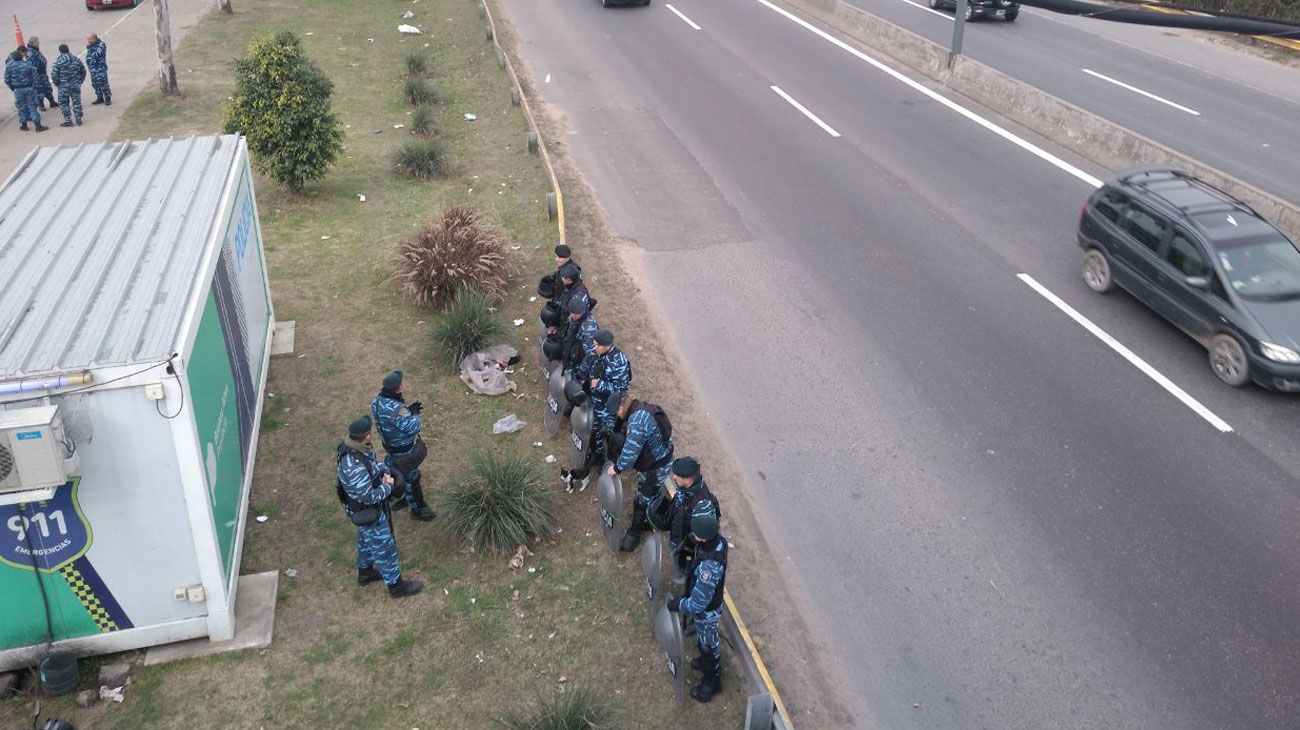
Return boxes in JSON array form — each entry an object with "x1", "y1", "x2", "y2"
[{"x1": 0, "y1": 135, "x2": 273, "y2": 670}]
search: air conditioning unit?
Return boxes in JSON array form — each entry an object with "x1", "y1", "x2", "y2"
[{"x1": 0, "y1": 405, "x2": 76, "y2": 504}]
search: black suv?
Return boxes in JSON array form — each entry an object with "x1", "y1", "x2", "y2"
[{"x1": 1078, "y1": 165, "x2": 1300, "y2": 391}]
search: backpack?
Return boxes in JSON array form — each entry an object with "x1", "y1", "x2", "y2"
[{"x1": 631, "y1": 401, "x2": 673, "y2": 472}]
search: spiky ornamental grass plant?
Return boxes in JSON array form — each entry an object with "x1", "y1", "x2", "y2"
[
  {"x1": 222, "y1": 31, "x2": 343, "y2": 193},
  {"x1": 403, "y1": 76, "x2": 441, "y2": 105},
  {"x1": 410, "y1": 106, "x2": 436, "y2": 137},
  {"x1": 397, "y1": 206, "x2": 513, "y2": 311},
  {"x1": 430, "y1": 287, "x2": 512, "y2": 369},
  {"x1": 393, "y1": 138, "x2": 452, "y2": 180},
  {"x1": 404, "y1": 52, "x2": 428, "y2": 78},
  {"x1": 441, "y1": 452, "x2": 557, "y2": 556}
]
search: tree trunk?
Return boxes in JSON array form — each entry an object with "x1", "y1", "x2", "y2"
[
  {"x1": 217, "y1": 0, "x2": 232, "y2": 13},
  {"x1": 153, "y1": 0, "x2": 179, "y2": 96}
]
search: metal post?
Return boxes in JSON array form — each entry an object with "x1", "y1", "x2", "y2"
[
  {"x1": 949, "y1": 0, "x2": 968, "y2": 67},
  {"x1": 153, "y1": 0, "x2": 179, "y2": 95}
]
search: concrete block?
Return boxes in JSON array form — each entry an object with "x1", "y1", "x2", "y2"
[
  {"x1": 143, "y1": 571, "x2": 278, "y2": 666},
  {"x1": 270, "y1": 320, "x2": 296, "y2": 356},
  {"x1": 98, "y1": 662, "x2": 132, "y2": 690}
]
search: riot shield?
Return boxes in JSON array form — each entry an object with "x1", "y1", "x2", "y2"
[
  {"x1": 568, "y1": 402, "x2": 594, "y2": 470},
  {"x1": 535, "y1": 324, "x2": 549, "y2": 380},
  {"x1": 653, "y1": 602, "x2": 688, "y2": 705},
  {"x1": 640, "y1": 531, "x2": 666, "y2": 625},
  {"x1": 543, "y1": 367, "x2": 568, "y2": 436},
  {"x1": 596, "y1": 470, "x2": 623, "y2": 553}
]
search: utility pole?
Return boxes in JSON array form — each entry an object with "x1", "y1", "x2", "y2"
[
  {"x1": 218, "y1": 0, "x2": 232, "y2": 14},
  {"x1": 949, "y1": 0, "x2": 968, "y2": 67},
  {"x1": 153, "y1": 0, "x2": 179, "y2": 95}
]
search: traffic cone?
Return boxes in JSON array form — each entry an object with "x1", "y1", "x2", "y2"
[{"x1": 13, "y1": 15, "x2": 22, "y2": 49}]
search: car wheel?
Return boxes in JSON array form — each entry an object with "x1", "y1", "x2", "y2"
[
  {"x1": 929, "y1": 0, "x2": 942, "y2": 8},
  {"x1": 1082, "y1": 249, "x2": 1114, "y2": 294},
  {"x1": 964, "y1": 4, "x2": 975, "y2": 20},
  {"x1": 1004, "y1": 8, "x2": 1018, "y2": 20},
  {"x1": 1208, "y1": 334, "x2": 1251, "y2": 388}
]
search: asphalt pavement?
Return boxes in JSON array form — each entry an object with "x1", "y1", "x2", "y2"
[
  {"x1": 844, "y1": 0, "x2": 1300, "y2": 204},
  {"x1": 2, "y1": 0, "x2": 210, "y2": 175},
  {"x1": 504, "y1": 0, "x2": 1300, "y2": 727}
]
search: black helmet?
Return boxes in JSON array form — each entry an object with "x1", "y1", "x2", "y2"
[
  {"x1": 539, "y1": 301, "x2": 562, "y2": 328},
  {"x1": 605, "y1": 430, "x2": 626, "y2": 462},
  {"x1": 537, "y1": 274, "x2": 556, "y2": 299},
  {"x1": 564, "y1": 378, "x2": 588, "y2": 407},
  {"x1": 542, "y1": 336, "x2": 563, "y2": 361}
]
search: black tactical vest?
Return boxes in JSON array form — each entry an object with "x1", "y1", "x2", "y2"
[{"x1": 684, "y1": 538, "x2": 728, "y2": 613}]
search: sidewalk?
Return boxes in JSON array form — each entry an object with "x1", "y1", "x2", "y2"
[{"x1": 1, "y1": 0, "x2": 210, "y2": 175}]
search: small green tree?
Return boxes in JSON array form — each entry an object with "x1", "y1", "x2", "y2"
[{"x1": 222, "y1": 32, "x2": 343, "y2": 193}]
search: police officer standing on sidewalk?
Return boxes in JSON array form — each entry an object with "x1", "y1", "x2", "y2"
[
  {"x1": 336, "y1": 416, "x2": 423, "y2": 598},
  {"x1": 5, "y1": 48, "x2": 48, "y2": 132},
  {"x1": 583, "y1": 329, "x2": 630, "y2": 457},
  {"x1": 667, "y1": 514, "x2": 728, "y2": 703},
  {"x1": 608, "y1": 395, "x2": 674, "y2": 552},
  {"x1": 371, "y1": 371, "x2": 437, "y2": 521},
  {"x1": 666, "y1": 457, "x2": 721, "y2": 577}
]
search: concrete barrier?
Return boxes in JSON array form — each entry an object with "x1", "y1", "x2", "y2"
[{"x1": 777, "y1": 0, "x2": 1300, "y2": 241}]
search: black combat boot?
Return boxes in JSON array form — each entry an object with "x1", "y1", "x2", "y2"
[
  {"x1": 689, "y1": 653, "x2": 708, "y2": 671},
  {"x1": 19, "y1": 124, "x2": 29, "y2": 131},
  {"x1": 407, "y1": 481, "x2": 437, "y2": 522},
  {"x1": 388, "y1": 578, "x2": 424, "y2": 598},
  {"x1": 104, "y1": 97, "x2": 112, "y2": 106},
  {"x1": 690, "y1": 651, "x2": 722, "y2": 703},
  {"x1": 92, "y1": 97, "x2": 104, "y2": 105},
  {"x1": 357, "y1": 565, "x2": 382, "y2": 586},
  {"x1": 34, "y1": 124, "x2": 48, "y2": 132},
  {"x1": 619, "y1": 503, "x2": 650, "y2": 552},
  {"x1": 59, "y1": 121, "x2": 73, "y2": 128}
]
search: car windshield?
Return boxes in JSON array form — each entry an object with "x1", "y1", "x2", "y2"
[{"x1": 1215, "y1": 234, "x2": 1300, "y2": 302}]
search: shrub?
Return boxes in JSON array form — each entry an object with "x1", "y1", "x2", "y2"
[
  {"x1": 393, "y1": 138, "x2": 452, "y2": 180},
  {"x1": 410, "y1": 106, "x2": 436, "y2": 137},
  {"x1": 222, "y1": 31, "x2": 343, "y2": 193},
  {"x1": 396, "y1": 205, "x2": 514, "y2": 309},
  {"x1": 441, "y1": 452, "x2": 556, "y2": 556},
  {"x1": 403, "y1": 76, "x2": 441, "y2": 105},
  {"x1": 404, "y1": 52, "x2": 428, "y2": 78},
  {"x1": 431, "y1": 287, "x2": 512, "y2": 368}
]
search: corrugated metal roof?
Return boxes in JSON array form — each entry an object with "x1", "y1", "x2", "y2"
[{"x1": 0, "y1": 135, "x2": 240, "y2": 379}]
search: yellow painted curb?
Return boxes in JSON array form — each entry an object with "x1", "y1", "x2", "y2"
[
  {"x1": 725, "y1": 591, "x2": 796, "y2": 727},
  {"x1": 1140, "y1": 3, "x2": 1300, "y2": 53}
]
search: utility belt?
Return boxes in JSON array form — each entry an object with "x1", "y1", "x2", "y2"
[
  {"x1": 383, "y1": 438, "x2": 428, "y2": 473},
  {"x1": 336, "y1": 488, "x2": 385, "y2": 527}
]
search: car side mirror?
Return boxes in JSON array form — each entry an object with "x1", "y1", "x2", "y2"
[{"x1": 1184, "y1": 275, "x2": 1209, "y2": 290}]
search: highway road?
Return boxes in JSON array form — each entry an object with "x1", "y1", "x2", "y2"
[
  {"x1": 504, "y1": 0, "x2": 1300, "y2": 727},
  {"x1": 845, "y1": 0, "x2": 1300, "y2": 204}
]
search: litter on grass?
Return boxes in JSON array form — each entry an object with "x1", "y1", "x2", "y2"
[
  {"x1": 461, "y1": 344, "x2": 520, "y2": 396},
  {"x1": 512, "y1": 318, "x2": 525, "y2": 327},
  {"x1": 398, "y1": 24, "x2": 422, "y2": 34},
  {"x1": 492, "y1": 414, "x2": 527, "y2": 434},
  {"x1": 544, "y1": 454, "x2": 556, "y2": 464},
  {"x1": 464, "y1": 113, "x2": 478, "y2": 121}
]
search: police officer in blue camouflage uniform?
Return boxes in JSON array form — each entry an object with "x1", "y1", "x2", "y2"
[
  {"x1": 608, "y1": 395, "x2": 674, "y2": 552},
  {"x1": 667, "y1": 513, "x2": 728, "y2": 703},
  {"x1": 84, "y1": 34, "x2": 110, "y2": 106},
  {"x1": 5, "y1": 48, "x2": 47, "y2": 132},
  {"x1": 560, "y1": 297, "x2": 599, "y2": 377},
  {"x1": 553, "y1": 262, "x2": 592, "y2": 320},
  {"x1": 25, "y1": 38, "x2": 55, "y2": 111},
  {"x1": 50, "y1": 44, "x2": 85, "y2": 127},
  {"x1": 582, "y1": 329, "x2": 630, "y2": 456},
  {"x1": 371, "y1": 371, "x2": 437, "y2": 521},
  {"x1": 666, "y1": 457, "x2": 721, "y2": 577},
  {"x1": 336, "y1": 416, "x2": 423, "y2": 598}
]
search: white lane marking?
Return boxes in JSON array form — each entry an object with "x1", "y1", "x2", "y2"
[
  {"x1": 897, "y1": 0, "x2": 954, "y2": 21},
  {"x1": 666, "y1": 3, "x2": 703, "y2": 30},
  {"x1": 1081, "y1": 69, "x2": 1201, "y2": 116},
  {"x1": 753, "y1": 0, "x2": 1105, "y2": 188},
  {"x1": 1017, "y1": 274, "x2": 1233, "y2": 433},
  {"x1": 770, "y1": 86, "x2": 842, "y2": 137}
]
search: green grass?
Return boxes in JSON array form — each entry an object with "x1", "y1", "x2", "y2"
[{"x1": 0, "y1": 0, "x2": 743, "y2": 728}]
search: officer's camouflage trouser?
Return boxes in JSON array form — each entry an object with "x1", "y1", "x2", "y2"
[
  {"x1": 13, "y1": 88, "x2": 39, "y2": 126},
  {"x1": 355, "y1": 510, "x2": 401, "y2": 585},
  {"x1": 90, "y1": 73, "x2": 110, "y2": 102},
  {"x1": 58, "y1": 88, "x2": 82, "y2": 124},
  {"x1": 635, "y1": 463, "x2": 672, "y2": 509},
  {"x1": 694, "y1": 609, "x2": 723, "y2": 677}
]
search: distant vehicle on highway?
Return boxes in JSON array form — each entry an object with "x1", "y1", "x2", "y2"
[
  {"x1": 929, "y1": 0, "x2": 1019, "y2": 21},
  {"x1": 1078, "y1": 166, "x2": 1300, "y2": 390},
  {"x1": 601, "y1": 0, "x2": 650, "y2": 6},
  {"x1": 87, "y1": 0, "x2": 139, "y2": 9}
]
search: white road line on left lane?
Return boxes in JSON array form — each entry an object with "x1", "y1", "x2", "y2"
[
  {"x1": 666, "y1": 3, "x2": 703, "y2": 30},
  {"x1": 1081, "y1": 69, "x2": 1202, "y2": 116},
  {"x1": 770, "y1": 86, "x2": 841, "y2": 137},
  {"x1": 1017, "y1": 274, "x2": 1233, "y2": 433}
]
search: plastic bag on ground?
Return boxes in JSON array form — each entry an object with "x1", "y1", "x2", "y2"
[
  {"x1": 492, "y1": 414, "x2": 527, "y2": 434},
  {"x1": 460, "y1": 344, "x2": 520, "y2": 396}
]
